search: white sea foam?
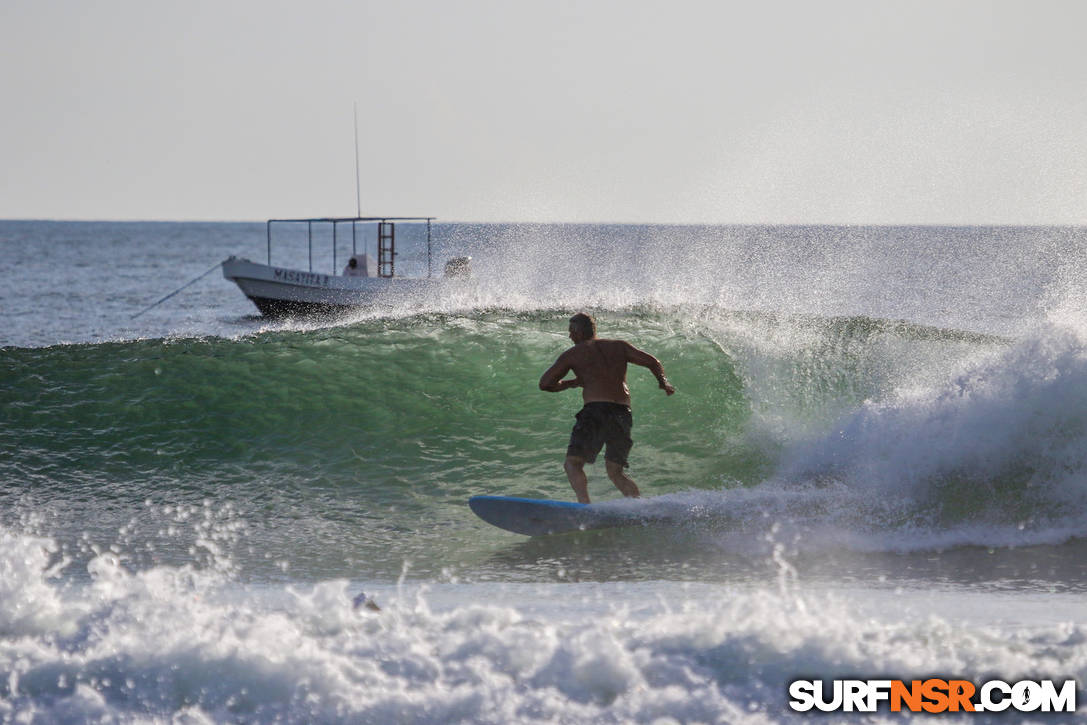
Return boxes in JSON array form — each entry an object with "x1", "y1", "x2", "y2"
[
  {"x1": 788, "y1": 325, "x2": 1085, "y2": 521},
  {"x1": 1, "y1": 525, "x2": 1085, "y2": 724}
]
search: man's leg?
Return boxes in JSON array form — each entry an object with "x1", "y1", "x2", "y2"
[
  {"x1": 605, "y1": 460, "x2": 640, "y2": 498},
  {"x1": 564, "y1": 455, "x2": 591, "y2": 503}
]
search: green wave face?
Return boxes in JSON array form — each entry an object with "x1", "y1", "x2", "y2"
[{"x1": 3, "y1": 311, "x2": 755, "y2": 491}]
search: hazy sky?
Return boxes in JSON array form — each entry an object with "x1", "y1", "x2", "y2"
[{"x1": 2, "y1": 0, "x2": 1086, "y2": 223}]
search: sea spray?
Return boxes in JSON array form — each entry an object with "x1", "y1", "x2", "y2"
[
  {"x1": 773, "y1": 323, "x2": 1087, "y2": 550},
  {"x1": 5, "y1": 221, "x2": 1087, "y2": 721}
]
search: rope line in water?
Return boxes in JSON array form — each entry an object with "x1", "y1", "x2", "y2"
[{"x1": 130, "y1": 261, "x2": 223, "y2": 319}]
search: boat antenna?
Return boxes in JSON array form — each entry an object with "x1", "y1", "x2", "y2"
[{"x1": 353, "y1": 101, "x2": 362, "y2": 218}]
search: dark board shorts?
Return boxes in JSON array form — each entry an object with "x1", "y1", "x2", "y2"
[{"x1": 566, "y1": 402, "x2": 633, "y2": 468}]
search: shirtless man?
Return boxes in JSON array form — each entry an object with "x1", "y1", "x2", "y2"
[{"x1": 538, "y1": 312, "x2": 675, "y2": 503}]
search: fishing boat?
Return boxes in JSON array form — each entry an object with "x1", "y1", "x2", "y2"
[{"x1": 222, "y1": 216, "x2": 471, "y2": 317}]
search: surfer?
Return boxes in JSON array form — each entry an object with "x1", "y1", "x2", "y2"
[{"x1": 539, "y1": 312, "x2": 675, "y2": 503}]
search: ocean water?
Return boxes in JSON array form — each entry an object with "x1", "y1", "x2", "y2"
[{"x1": 2, "y1": 220, "x2": 1087, "y2": 723}]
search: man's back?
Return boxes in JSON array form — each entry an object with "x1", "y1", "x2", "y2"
[{"x1": 563, "y1": 338, "x2": 633, "y2": 405}]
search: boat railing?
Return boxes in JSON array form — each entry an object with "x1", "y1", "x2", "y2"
[{"x1": 265, "y1": 217, "x2": 435, "y2": 278}]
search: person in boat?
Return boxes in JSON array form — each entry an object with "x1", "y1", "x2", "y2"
[
  {"x1": 538, "y1": 312, "x2": 675, "y2": 504},
  {"x1": 343, "y1": 255, "x2": 373, "y2": 277}
]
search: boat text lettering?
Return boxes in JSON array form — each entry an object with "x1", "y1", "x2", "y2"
[{"x1": 273, "y1": 268, "x2": 332, "y2": 287}]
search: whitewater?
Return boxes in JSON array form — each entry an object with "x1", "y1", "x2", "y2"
[{"x1": 1, "y1": 221, "x2": 1086, "y2": 722}]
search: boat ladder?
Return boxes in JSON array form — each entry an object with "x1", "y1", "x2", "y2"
[{"x1": 378, "y1": 221, "x2": 395, "y2": 277}]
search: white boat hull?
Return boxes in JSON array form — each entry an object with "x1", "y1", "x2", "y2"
[{"x1": 221, "y1": 257, "x2": 440, "y2": 317}]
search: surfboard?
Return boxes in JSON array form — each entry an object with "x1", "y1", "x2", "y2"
[{"x1": 468, "y1": 495, "x2": 656, "y2": 536}]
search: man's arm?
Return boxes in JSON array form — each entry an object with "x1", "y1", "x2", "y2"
[
  {"x1": 539, "y1": 353, "x2": 581, "y2": 392},
  {"x1": 623, "y1": 342, "x2": 676, "y2": 395}
]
